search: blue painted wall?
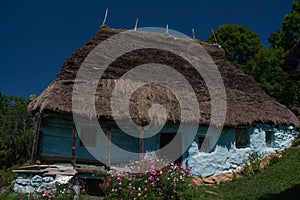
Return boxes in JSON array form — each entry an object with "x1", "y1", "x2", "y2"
[
  {"x1": 40, "y1": 119, "x2": 73, "y2": 158},
  {"x1": 39, "y1": 119, "x2": 298, "y2": 177}
]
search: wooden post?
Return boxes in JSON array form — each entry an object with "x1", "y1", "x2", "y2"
[
  {"x1": 106, "y1": 127, "x2": 111, "y2": 167},
  {"x1": 72, "y1": 125, "x2": 77, "y2": 168},
  {"x1": 139, "y1": 128, "x2": 144, "y2": 160},
  {"x1": 31, "y1": 113, "x2": 41, "y2": 165}
]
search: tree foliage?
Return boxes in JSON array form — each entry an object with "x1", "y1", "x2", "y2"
[
  {"x1": 245, "y1": 48, "x2": 300, "y2": 109},
  {"x1": 208, "y1": 24, "x2": 263, "y2": 68},
  {"x1": 208, "y1": 1, "x2": 300, "y2": 114},
  {"x1": 269, "y1": 0, "x2": 300, "y2": 51},
  {"x1": 0, "y1": 93, "x2": 34, "y2": 169}
]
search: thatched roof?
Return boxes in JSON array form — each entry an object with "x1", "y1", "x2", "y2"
[
  {"x1": 284, "y1": 38, "x2": 300, "y2": 80},
  {"x1": 29, "y1": 26, "x2": 300, "y2": 127}
]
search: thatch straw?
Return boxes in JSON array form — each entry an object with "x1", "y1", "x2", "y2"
[{"x1": 29, "y1": 26, "x2": 300, "y2": 127}]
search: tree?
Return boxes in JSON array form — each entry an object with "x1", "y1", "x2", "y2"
[
  {"x1": 0, "y1": 93, "x2": 34, "y2": 169},
  {"x1": 208, "y1": 24, "x2": 264, "y2": 68},
  {"x1": 269, "y1": 0, "x2": 300, "y2": 51},
  {"x1": 245, "y1": 48, "x2": 300, "y2": 110}
]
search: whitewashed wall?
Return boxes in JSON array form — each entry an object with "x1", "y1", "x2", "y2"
[{"x1": 186, "y1": 124, "x2": 298, "y2": 177}]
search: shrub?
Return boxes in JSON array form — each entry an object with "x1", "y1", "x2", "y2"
[
  {"x1": 100, "y1": 156, "x2": 197, "y2": 199},
  {"x1": 243, "y1": 152, "x2": 262, "y2": 176}
]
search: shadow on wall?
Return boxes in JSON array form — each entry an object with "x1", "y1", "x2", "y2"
[{"x1": 259, "y1": 184, "x2": 300, "y2": 200}]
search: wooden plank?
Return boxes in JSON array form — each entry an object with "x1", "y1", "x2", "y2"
[
  {"x1": 31, "y1": 113, "x2": 41, "y2": 165},
  {"x1": 76, "y1": 167, "x2": 107, "y2": 176},
  {"x1": 139, "y1": 128, "x2": 144, "y2": 160},
  {"x1": 13, "y1": 169, "x2": 45, "y2": 173},
  {"x1": 45, "y1": 167, "x2": 76, "y2": 175},
  {"x1": 19, "y1": 165, "x2": 50, "y2": 170},
  {"x1": 13, "y1": 166, "x2": 77, "y2": 176},
  {"x1": 72, "y1": 125, "x2": 77, "y2": 167},
  {"x1": 106, "y1": 127, "x2": 111, "y2": 167}
]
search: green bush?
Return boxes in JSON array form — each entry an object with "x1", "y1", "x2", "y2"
[{"x1": 243, "y1": 152, "x2": 262, "y2": 176}]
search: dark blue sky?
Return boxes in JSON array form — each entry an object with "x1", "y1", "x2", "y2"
[{"x1": 0, "y1": 0, "x2": 295, "y2": 98}]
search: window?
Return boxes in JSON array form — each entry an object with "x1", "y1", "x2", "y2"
[
  {"x1": 198, "y1": 136, "x2": 210, "y2": 152},
  {"x1": 266, "y1": 131, "x2": 272, "y2": 147},
  {"x1": 79, "y1": 127, "x2": 97, "y2": 147},
  {"x1": 235, "y1": 128, "x2": 248, "y2": 148}
]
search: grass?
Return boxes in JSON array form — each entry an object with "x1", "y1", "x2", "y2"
[{"x1": 196, "y1": 147, "x2": 300, "y2": 200}]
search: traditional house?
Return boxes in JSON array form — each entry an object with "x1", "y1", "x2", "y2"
[{"x1": 27, "y1": 26, "x2": 299, "y2": 179}]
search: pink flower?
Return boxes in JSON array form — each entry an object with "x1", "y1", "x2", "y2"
[
  {"x1": 148, "y1": 176, "x2": 154, "y2": 182},
  {"x1": 43, "y1": 190, "x2": 53, "y2": 197},
  {"x1": 150, "y1": 165, "x2": 156, "y2": 170},
  {"x1": 151, "y1": 170, "x2": 157, "y2": 175}
]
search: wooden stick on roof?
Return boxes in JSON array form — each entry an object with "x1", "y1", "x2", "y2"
[
  {"x1": 134, "y1": 18, "x2": 139, "y2": 31},
  {"x1": 102, "y1": 8, "x2": 108, "y2": 26},
  {"x1": 192, "y1": 28, "x2": 195, "y2": 39},
  {"x1": 211, "y1": 28, "x2": 218, "y2": 43}
]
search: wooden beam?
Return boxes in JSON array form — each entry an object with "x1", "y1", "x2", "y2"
[
  {"x1": 106, "y1": 127, "x2": 111, "y2": 167},
  {"x1": 72, "y1": 125, "x2": 77, "y2": 168},
  {"x1": 31, "y1": 113, "x2": 41, "y2": 165},
  {"x1": 139, "y1": 128, "x2": 144, "y2": 160}
]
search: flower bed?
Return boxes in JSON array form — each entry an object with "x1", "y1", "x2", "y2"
[{"x1": 100, "y1": 156, "x2": 198, "y2": 199}]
